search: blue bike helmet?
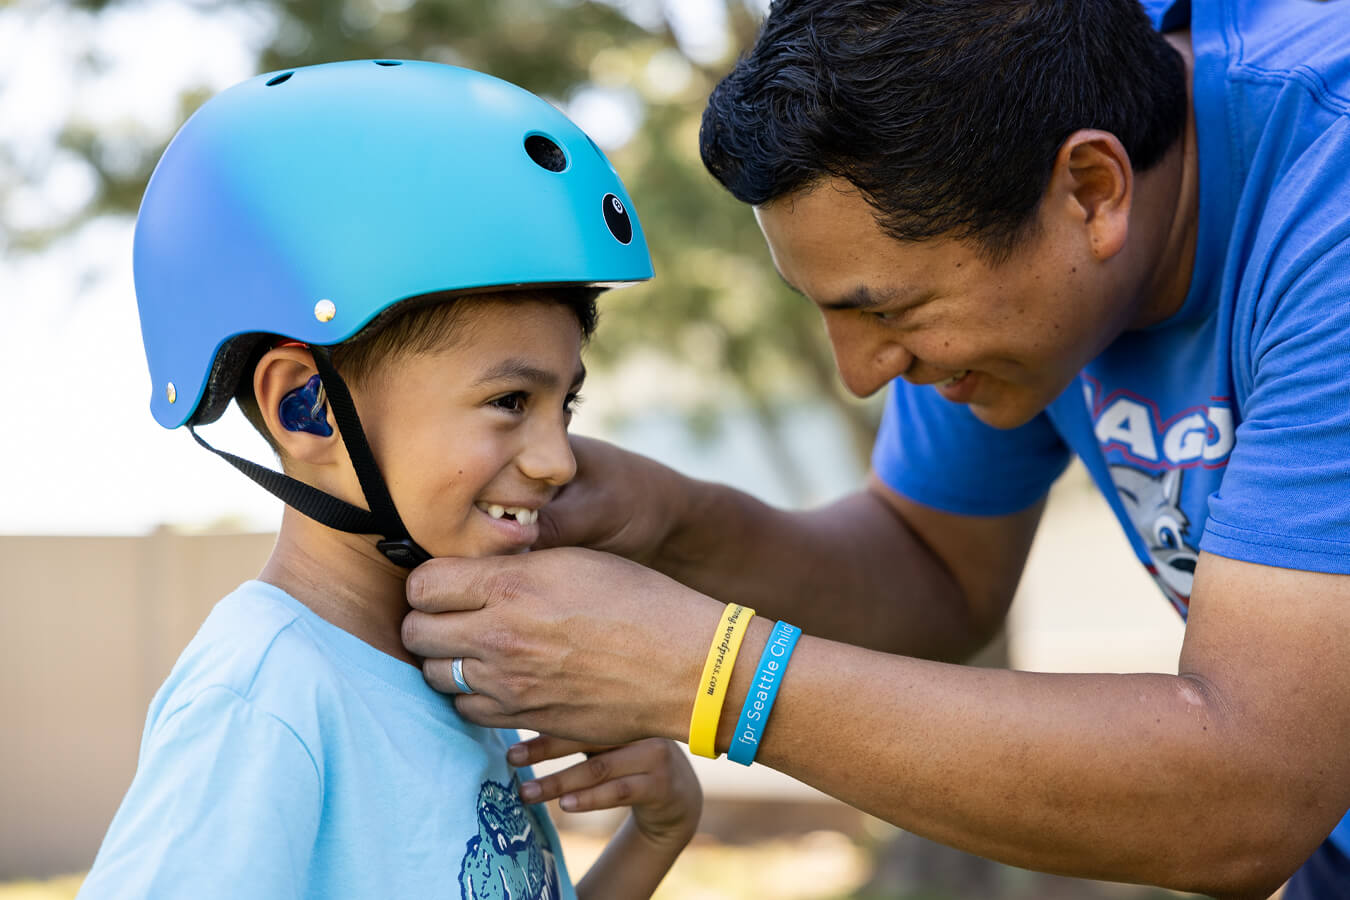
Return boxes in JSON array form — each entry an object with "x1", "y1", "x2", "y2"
[{"x1": 133, "y1": 60, "x2": 653, "y2": 565}]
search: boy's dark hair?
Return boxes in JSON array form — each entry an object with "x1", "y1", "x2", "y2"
[
  {"x1": 700, "y1": 0, "x2": 1188, "y2": 261},
  {"x1": 236, "y1": 287, "x2": 599, "y2": 453}
]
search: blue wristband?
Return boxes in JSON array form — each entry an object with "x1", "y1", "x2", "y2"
[{"x1": 727, "y1": 620, "x2": 801, "y2": 766}]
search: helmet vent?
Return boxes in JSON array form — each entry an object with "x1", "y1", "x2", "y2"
[
  {"x1": 524, "y1": 134, "x2": 567, "y2": 173},
  {"x1": 266, "y1": 72, "x2": 293, "y2": 86},
  {"x1": 374, "y1": 60, "x2": 402, "y2": 66}
]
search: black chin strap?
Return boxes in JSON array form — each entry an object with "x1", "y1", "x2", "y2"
[{"x1": 188, "y1": 346, "x2": 431, "y2": 568}]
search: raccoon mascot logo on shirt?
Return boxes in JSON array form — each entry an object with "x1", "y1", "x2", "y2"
[{"x1": 459, "y1": 779, "x2": 562, "y2": 900}]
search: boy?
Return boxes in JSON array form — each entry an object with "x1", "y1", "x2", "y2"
[{"x1": 78, "y1": 60, "x2": 700, "y2": 899}]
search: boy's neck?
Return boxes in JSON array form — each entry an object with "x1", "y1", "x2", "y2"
[{"x1": 260, "y1": 507, "x2": 420, "y2": 666}]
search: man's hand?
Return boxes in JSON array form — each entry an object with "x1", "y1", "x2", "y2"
[
  {"x1": 532, "y1": 436, "x2": 691, "y2": 564},
  {"x1": 402, "y1": 547, "x2": 725, "y2": 745}
]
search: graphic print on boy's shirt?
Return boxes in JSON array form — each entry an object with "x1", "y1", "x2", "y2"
[{"x1": 458, "y1": 778, "x2": 562, "y2": 900}]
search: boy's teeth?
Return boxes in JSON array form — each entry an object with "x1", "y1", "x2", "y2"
[{"x1": 476, "y1": 502, "x2": 538, "y2": 525}]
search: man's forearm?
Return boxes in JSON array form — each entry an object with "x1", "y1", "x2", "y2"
[
  {"x1": 650, "y1": 480, "x2": 985, "y2": 660},
  {"x1": 708, "y1": 624, "x2": 1330, "y2": 900}
]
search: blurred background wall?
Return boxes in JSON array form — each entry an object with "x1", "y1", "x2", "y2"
[
  {"x1": 0, "y1": 531, "x2": 273, "y2": 878},
  {"x1": 1, "y1": 1, "x2": 1190, "y2": 897}
]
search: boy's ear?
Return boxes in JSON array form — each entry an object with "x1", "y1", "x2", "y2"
[{"x1": 254, "y1": 346, "x2": 341, "y2": 465}]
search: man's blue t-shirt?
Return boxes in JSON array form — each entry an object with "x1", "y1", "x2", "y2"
[
  {"x1": 77, "y1": 581, "x2": 575, "y2": 900},
  {"x1": 871, "y1": 0, "x2": 1350, "y2": 873}
]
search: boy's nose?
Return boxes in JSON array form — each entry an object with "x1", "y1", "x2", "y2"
[{"x1": 517, "y1": 423, "x2": 578, "y2": 486}]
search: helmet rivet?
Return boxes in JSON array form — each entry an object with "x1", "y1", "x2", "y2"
[
  {"x1": 166, "y1": 382, "x2": 177, "y2": 404},
  {"x1": 314, "y1": 299, "x2": 336, "y2": 323}
]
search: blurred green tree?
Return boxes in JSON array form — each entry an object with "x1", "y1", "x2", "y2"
[{"x1": 6, "y1": 0, "x2": 883, "y2": 498}]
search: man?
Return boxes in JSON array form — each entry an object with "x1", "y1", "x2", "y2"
[{"x1": 401, "y1": 2, "x2": 1350, "y2": 896}]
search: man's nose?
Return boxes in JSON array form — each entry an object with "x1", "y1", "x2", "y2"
[{"x1": 826, "y1": 318, "x2": 914, "y2": 398}]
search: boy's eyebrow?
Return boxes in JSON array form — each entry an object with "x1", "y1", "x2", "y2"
[{"x1": 473, "y1": 358, "x2": 587, "y2": 389}]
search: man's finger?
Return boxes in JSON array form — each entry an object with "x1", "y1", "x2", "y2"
[
  {"x1": 533, "y1": 435, "x2": 608, "y2": 550},
  {"x1": 421, "y1": 654, "x2": 482, "y2": 695},
  {"x1": 532, "y1": 506, "x2": 567, "y2": 550},
  {"x1": 534, "y1": 481, "x2": 596, "y2": 550},
  {"x1": 401, "y1": 609, "x2": 471, "y2": 658},
  {"x1": 452, "y1": 693, "x2": 521, "y2": 731},
  {"x1": 405, "y1": 556, "x2": 499, "y2": 613}
]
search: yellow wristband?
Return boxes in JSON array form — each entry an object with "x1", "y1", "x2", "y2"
[{"x1": 689, "y1": 603, "x2": 756, "y2": 758}]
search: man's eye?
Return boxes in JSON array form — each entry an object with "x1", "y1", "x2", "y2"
[
  {"x1": 564, "y1": 392, "x2": 584, "y2": 415},
  {"x1": 492, "y1": 392, "x2": 526, "y2": 413}
]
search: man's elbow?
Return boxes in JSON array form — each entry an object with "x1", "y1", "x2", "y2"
[{"x1": 1196, "y1": 856, "x2": 1292, "y2": 900}]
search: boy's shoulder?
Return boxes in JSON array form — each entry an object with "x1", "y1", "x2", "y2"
[
  {"x1": 147, "y1": 581, "x2": 335, "y2": 734},
  {"x1": 147, "y1": 580, "x2": 466, "y2": 747}
]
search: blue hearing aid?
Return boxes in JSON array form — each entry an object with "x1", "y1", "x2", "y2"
[{"x1": 278, "y1": 374, "x2": 333, "y2": 436}]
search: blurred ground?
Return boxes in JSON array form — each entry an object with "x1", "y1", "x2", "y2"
[{"x1": 0, "y1": 830, "x2": 1196, "y2": 900}]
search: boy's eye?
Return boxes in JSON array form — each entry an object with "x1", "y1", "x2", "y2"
[
  {"x1": 491, "y1": 392, "x2": 527, "y2": 413},
  {"x1": 564, "y1": 392, "x2": 584, "y2": 415}
]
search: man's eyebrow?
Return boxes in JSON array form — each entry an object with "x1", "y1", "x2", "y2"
[
  {"x1": 819, "y1": 285, "x2": 887, "y2": 312},
  {"x1": 774, "y1": 269, "x2": 912, "y2": 312},
  {"x1": 472, "y1": 359, "x2": 587, "y2": 389}
]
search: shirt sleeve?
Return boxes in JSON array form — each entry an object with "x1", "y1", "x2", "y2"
[
  {"x1": 78, "y1": 686, "x2": 322, "y2": 900},
  {"x1": 1202, "y1": 238, "x2": 1350, "y2": 573},
  {"x1": 871, "y1": 378, "x2": 1071, "y2": 516}
]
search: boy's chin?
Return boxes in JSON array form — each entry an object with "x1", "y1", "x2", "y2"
[
  {"x1": 426, "y1": 538, "x2": 534, "y2": 559},
  {"x1": 466, "y1": 545, "x2": 532, "y2": 558},
  {"x1": 408, "y1": 513, "x2": 539, "y2": 559}
]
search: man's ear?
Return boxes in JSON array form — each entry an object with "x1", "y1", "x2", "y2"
[
  {"x1": 253, "y1": 346, "x2": 341, "y2": 465},
  {"x1": 1046, "y1": 128, "x2": 1133, "y2": 261}
]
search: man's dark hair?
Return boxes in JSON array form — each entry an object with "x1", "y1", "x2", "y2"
[{"x1": 701, "y1": 0, "x2": 1188, "y2": 260}]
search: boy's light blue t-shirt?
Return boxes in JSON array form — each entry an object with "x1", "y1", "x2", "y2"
[
  {"x1": 872, "y1": 0, "x2": 1350, "y2": 860},
  {"x1": 78, "y1": 580, "x2": 575, "y2": 900}
]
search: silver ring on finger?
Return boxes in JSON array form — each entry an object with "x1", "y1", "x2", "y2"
[{"x1": 451, "y1": 657, "x2": 475, "y2": 695}]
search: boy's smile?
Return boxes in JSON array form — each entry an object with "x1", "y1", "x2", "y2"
[
  {"x1": 474, "y1": 502, "x2": 541, "y2": 526},
  {"x1": 345, "y1": 297, "x2": 585, "y2": 558},
  {"x1": 473, "y1": 499, "x2": 543, "y2": 545}
]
